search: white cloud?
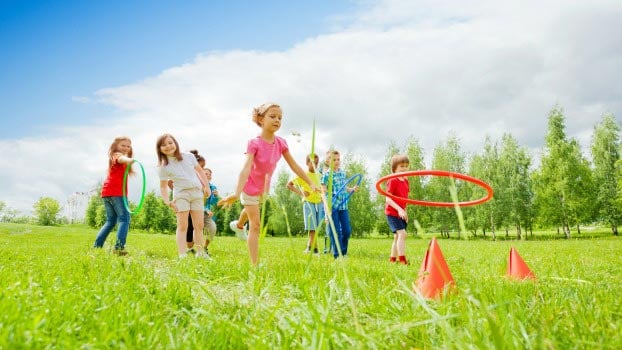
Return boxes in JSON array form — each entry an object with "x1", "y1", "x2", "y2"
[{"x1": 2, "y1": 0, "x2": 621, "y2": 215}]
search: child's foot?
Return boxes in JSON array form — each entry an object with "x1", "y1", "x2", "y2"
[
  {"x1": 229, "y1": 220, "x2": 248, "y2": 241},
  {"x1": 186, "y1": 247, "x2": 196, "y2": 255},
  {"x1": 114, "y1": 248, "x2": 128, "y2": 256},
  {"x1": 313, "y1": 248, "x2": 320, "y2": 256},
  {"x1": 303, "y1": 247, "x2": 311, "y2": 254}
]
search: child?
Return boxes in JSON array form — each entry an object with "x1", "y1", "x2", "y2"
[
  {"x1": 203, "y1": 167, "x2": 219, "y2": 256},
  {"x1": 321, "y1": 150, "x2": 358, "y2": 259},
  {"x1": 385, "y1": 154, "x2": 410, "y2": 265},
  {"x1": 286, "y1": 153, "x2": 321, "y2": 255},
  {"x1": 218, "y1": 102, "x2": 319, "y2": 266},
  {"x1": 93, "y1": 136, "x2": 134, "y2": 255},
  {"x1": 184, "y1": 150, "x2": 206, "y2": 255},
  {"x1": 156, "y1": 134, "x2": 211, "y2": 258}
]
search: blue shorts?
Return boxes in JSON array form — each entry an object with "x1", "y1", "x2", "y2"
[
  {"x1": 303, "y1": 202, "x2": 322, "y2": 231},
  {"x1": 386, "y1": 215, "x2": 407, "y2": 233}
]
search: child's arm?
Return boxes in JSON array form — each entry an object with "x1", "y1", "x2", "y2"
[
  {"x1": 385, "y1": 196, "x2": 407, "y2": 221},
  {"x1": 283, "y1": 151, "x2": 319, "y2": 192},
  {"x1": 286, "y1": 179, "x2": 306, "y2": 197},
  {"x1": 113, "y1": 153, "x2": 133, "y2": 164},
  {"x1": 218, "y1": 153, "x2": 253, "y2": 208},
  {"x1": 160, "y1": 180, "x2": 177, "y2": 211},
  {"x1": 194, "y1": 164, "x2": 211, "y2": 198}
]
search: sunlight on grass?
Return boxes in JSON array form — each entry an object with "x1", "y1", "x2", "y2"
[{"x1": 1, "y1": 223, "x2": 621, "y2": 348}]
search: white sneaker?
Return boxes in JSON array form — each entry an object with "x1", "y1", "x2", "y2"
[{"x1": 230, "y1": 220, "x2": 248, "y2": 241}]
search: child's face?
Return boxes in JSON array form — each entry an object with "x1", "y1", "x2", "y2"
[
  {"x1": 159, "y1": 137, "x2": 177, "y2": 156},
  {"x1": 117, "y1": 140, "x2": 132, "y2": 155},
  {"x1": 329, "y1": 154, "x2": 341, "y2": 170},
  {"x1": 204, "y1": 169, "x2": 212, "y2": 180},
  {"x1": 307, "y1": 157, "x2": 319, "y2": 172},
  {"x1": 395, "y1": 163, "x2": 409, "y2": 173},
  {"x1": 261, "y1": 107, "x2": 282, "y2": 132}
]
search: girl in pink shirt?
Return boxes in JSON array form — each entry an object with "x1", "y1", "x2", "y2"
[{"x1": 219, "y1": 102, "x2": 318, "y2": 266}]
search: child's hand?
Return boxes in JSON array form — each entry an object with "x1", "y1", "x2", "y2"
[
  {"x1": 398, "y1": 208, "x2": 408, "y2": 222},
  {"x1": 168, "y1": 201, "x2": 178, "y2": 212},
  {"x1": 217, "y1": 195, "x2": 238, "y2": 209}
]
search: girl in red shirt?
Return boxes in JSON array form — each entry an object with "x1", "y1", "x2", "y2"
[{"x1": 93, "y1": 136, "x2": 134, "y2": 255}]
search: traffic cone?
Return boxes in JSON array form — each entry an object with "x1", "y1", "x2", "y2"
[
  {"x1": 414, "y1": 237, "x2": 455, "y2": 299},
  {"x1": 506, "y1": 247, "x2": 536, "y2": 280}
]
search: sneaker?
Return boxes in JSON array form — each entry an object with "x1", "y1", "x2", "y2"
[
  {"x1": 186, "y1": 247, "x2": 196, "y2": 255},
  {"x1": 230, "y1": 220, "x2": 248, "y2": 241},
  {"x1": 196, "y1": 252, "x2": 212, "y2": 260},
  {"x1": 113, "y1": 249, "x2": 128, "y2": 256},
  {"x1": 303, "y1": 247, "x2": 311, "y2": 254},
  {"x1": 313, "y1": 248, "x2": 320, "y2": 256}
]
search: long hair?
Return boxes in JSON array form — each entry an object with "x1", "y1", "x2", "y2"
[
  {"x1": 156, "y1": 133, "x2": 183, "y2": 166},
  {"x1": 108, "y1": 136, "x2": 133, "y2": 174}
]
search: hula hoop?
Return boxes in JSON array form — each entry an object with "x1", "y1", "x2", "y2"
[
  {"x1": 122, "y1": 160, "x2": 147, "y2": 214},
  {"x1": 332, "y1": 173, "x2": 363, "y2": 208},
  {"x1": 375, "y1": 170, "x2": 493, "y2": 207}
]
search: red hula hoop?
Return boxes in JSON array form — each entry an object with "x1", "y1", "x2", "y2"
[{"x1": 375, "y1": 170, "x2": 493, "y2": 207}]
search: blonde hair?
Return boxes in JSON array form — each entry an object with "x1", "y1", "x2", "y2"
[
  {"x1": 108, "y1": 136, "x2": 133, "y2": 173},
  {"x1": 390, "y1": 154, "x2": 410, "y2": 173},
  {"x1": 252, "y1": 102, "x2": 281, "y2": 126}
]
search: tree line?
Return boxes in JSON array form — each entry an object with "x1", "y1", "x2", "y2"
[{"x1": 3, "y1": 107, "x2": 620, "y2": 239}]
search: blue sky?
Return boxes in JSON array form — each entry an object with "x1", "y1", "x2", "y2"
[
  {"x1": 0, "y1": 0, "x2": 354, "y2": 138},
  {"x1": 1, "y1": 0, "x2": 620, "y2": 215}
]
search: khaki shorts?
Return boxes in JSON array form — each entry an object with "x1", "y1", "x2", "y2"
[
  {"x1": 240, "y1": 192, "x2": 262, "y2": 206},
  {"x1": 204, "y1": 217, "x2": 217, "y2": 241},
  {"x1": 174, "y1": 188, "x2": 204, "y2": 211}
]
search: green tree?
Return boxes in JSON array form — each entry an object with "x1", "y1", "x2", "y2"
[
  {"x1": 33, "y1": 197, "x2": 62, "y2": 226},
  {"x1": 427, "y1": 132, "x2": 466, "y2": 238},
  {"x1": 375, "y1": 141, "x2": 400, "y2": 236},
  {"x1": 271, "y1": 169, "x2": 304, "y2": 236},
  {"x1": 591, "y1": 113, "x2": 621, "y2": 235},
  {"x1": 468, "y1": 137, "x2": 499, "y2": 239},
  {"x1": 533, "y1": 107, "x2": 594, "y2": 238},
  {"x1": 343, "y1": 153, "x2": 374, "y2": 237}
]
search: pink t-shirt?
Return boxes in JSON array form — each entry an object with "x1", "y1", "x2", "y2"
[{"x1": 243, "y1": 135, "x2": 289, "y2": 196}]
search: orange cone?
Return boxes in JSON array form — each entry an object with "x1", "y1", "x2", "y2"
[
  {"x1": 507, "y1": 247, "x2": 536, "y2": 280},
  {"x1": 414, "y1": 237, "x2": 455, "y2": 299}
]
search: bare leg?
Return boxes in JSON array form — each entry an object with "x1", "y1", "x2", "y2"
[
  {"x1": 236, "y1": 208, "x2": 249, "y2": 229},
  {"x1": 176, "y1": 211, "x2": 190, "y2": 256},
  {"x1": 190, "y1": 209, "x2": 205, "y2": 251},
  {"x1": 245, "y1": 204, "x2": 260, "y2": 265}
]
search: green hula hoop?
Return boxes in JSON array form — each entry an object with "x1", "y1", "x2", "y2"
[{"x1": 122, "y1": 160, "x2": 147, "y2": 215}]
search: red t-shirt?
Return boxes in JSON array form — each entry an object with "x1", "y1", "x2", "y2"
[
  {"x1": 101, "y1": 163, "x2": 127, "y2": 197},
  {"x1": 384, "y1": 177, "x2": 409, "y2": 217}
]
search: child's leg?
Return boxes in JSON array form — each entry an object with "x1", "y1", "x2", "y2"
[
  {"x1": 94, "y1": 197, "x2": 117, "y2": 248},
  {"x1": 245, "y1": 204, "x2": 260, "y2": 265},
  {"x1": 190, "y1": 209, "x2": 205, "y2": 251},
  {"x1": 338, "y1": 210, "x2": 352, "y2": 256},
  {"x1": 390, "y1": 233, "x2": 398, "y2": 261},
  {"x1": 176, "y1": 211, "x2": 190, "y2": 255},
  {"x1": 396, "y1": 229, "x2": 408, "y2": 264},
  {"x1": 236, "y1": 208, "x2": 249, "y2": 229},
  {"x1": 308, "y1": 230, "x2": 316, "y2": 250},
  {"x1": 186, "y1": 213, "x2": 194, "y2": 249},
  {"x1": 396, "y1": 229, "x2": 407, "y2": 256}
]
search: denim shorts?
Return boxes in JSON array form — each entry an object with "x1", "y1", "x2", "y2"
[{"x1": 386, "y1": 214, "x2": 407, "y2": 233}]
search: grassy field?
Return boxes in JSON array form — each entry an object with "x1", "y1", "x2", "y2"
[{"x1": 1, "y1": 223, "x2": 621, "y2": 349}]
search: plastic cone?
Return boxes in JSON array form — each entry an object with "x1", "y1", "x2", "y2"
[
  {"x1": 507, "y1": 247, "x2": 536, "y2": 280},
  {"x1": 414, "y1": 237, "x2": 455, "y2": 299}
]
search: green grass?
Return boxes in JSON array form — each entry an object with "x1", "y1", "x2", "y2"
[{"x1": 1, "y1": 223, "x2": 621, "y2": 349}]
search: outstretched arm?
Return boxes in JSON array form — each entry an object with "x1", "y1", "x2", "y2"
[{"x1": 218, "y1": 153, "x2": 254, "y2": 208}]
